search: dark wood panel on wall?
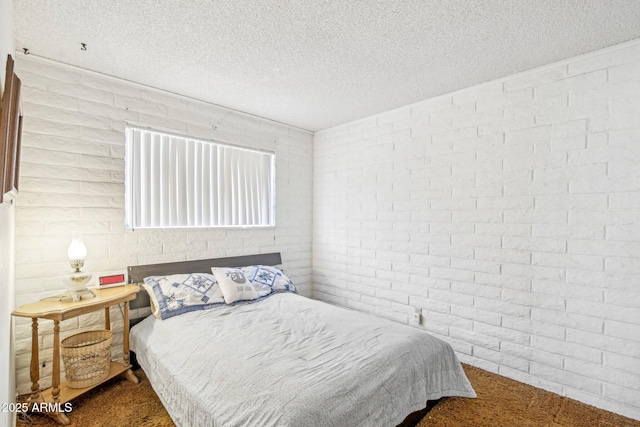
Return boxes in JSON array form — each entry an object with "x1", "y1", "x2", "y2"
[{"x1": 0, "y1": 54, "x2": 23, "y2": 204}]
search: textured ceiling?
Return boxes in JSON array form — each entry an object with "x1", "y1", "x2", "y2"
[{"x1": 12, "y1": 0, "x2": 640, "y2": 131}]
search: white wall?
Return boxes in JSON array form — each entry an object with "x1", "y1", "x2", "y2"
[
  {"x1": 313, "y1": 40, "x2": 640, "y2": 420},
  {"x1": 0, "y1": 208, "x2": 15, "y2": 427},
  {"x1": 0, "y1": 0, "x2": 11, "y2": 73},
  {"x1": 12, "y1": 56, "x2": 313, "y2": 395},
  {"x1": 0, "y1": 0, "x2": 16, "y2": 426}
]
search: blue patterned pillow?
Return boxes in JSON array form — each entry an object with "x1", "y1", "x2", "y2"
[
  {"x1": 143, "y1": 273, "x2": 225, "y2": 320},
  {"x1": 241, "y1": 265, "x2": 297, "y2": 293}
]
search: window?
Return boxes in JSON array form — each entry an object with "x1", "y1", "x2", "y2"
[{"x1": 125, "y1": 126, "x2": 275, "y2": 229}]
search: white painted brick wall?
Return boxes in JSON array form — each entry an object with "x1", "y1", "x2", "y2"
[
  {"x1": 313, "y1": 40, "x2": 640, "y2": 421},
  {"x1": 13, "y1": 57, "x2": 313, "y2": 395}
]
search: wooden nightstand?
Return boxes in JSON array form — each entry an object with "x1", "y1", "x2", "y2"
[{"x1": 12, "y1": 285, "x2": 140, "y2": 425}]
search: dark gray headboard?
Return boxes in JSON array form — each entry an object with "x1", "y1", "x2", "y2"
[{"x1": 127, "y1": 252, "x2": 282, "y2": 310}]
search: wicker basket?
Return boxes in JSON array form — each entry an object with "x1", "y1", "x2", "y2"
[{"x1": 61, "y1": 330, "x2": 113, "y2": 389}]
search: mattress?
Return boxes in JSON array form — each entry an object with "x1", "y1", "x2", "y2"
[{"x1": 130, "y1": 292, "x2": 476, "y2": 427}]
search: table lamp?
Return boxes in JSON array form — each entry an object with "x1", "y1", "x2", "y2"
[{"x1": 62, "y1": 231, "x2": 93, "y2": 301}]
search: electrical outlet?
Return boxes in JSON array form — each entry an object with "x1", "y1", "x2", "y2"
[{"x1": 411, "y1": 307, "x2": 421, "y2": 325}]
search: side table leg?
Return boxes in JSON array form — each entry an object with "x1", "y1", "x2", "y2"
[
  {"x1": 48, "y1": 412, "x2": 71, "y2": 425},
  {"x1": 121, "y1": 301, "x2": 139, "y2": 384},
  {"x1": 104, "y1": 307, "x2": 111, "y2": 330},
  {"x1": 123, "y1": 302, "x2": 130, "y2": 366},
  {"x1": 52, "y1": 320, "x2": 61, "y2": 403},
  {"x1": 29, "y1": 318, "x2": 41, "y2": 402},
  {"x1": 50, "y1": 320, "x2": 70, "y2": 425}
]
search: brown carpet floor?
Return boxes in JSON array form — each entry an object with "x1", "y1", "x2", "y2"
[
  {"x1": 18, "y1": 364, "x2": 640, "y2": 427},
  {"x1": 418, "y1": 365, "x2": 640, "y2": 427}
]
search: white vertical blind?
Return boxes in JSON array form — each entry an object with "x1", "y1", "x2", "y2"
[{"x1": 125, "y1": 126, "x2": 275, "y2": 229}]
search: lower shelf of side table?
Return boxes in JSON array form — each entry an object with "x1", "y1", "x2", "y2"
[{"x1": 39, "y1": 361, "x2": 137, "y2": 404}]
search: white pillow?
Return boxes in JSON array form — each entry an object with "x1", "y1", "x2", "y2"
[{"x1": 211, "y1": 267, "x2": 260, "y2": 304}]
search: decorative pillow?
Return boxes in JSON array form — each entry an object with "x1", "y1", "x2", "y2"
[
  {"x1": 241, "y1": 265, "x2": 297, "y2": 293},
  {"x1": 211, "y1": 267, "x2": 260, "y2": 304},
  {"x1": 142, "y1": 273, "x2": 225, "y2": 320}
]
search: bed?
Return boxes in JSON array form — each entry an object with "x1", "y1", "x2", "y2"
[{"x1": 128, "y1": 253, "x2": 476, "y2": 427}]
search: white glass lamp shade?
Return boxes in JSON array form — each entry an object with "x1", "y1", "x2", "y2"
[
  {"x1": 64, "y1": 231, "x2": 92, "y2": 294},
  {"x1": 68, "y1": 231, "x2": 87, "y2": 271}
]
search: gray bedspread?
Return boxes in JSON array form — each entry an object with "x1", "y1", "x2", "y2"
[{"x1": 130, "y1": 293, "x2": 476, "y2": 427}]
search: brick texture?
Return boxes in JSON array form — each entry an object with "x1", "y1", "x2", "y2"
[
  {"x1": 313, "y1": 41, "x2": 640, "y2": 420},
  {"x1": 13, "y1": 57, "x2": 313, "y2": 395}
]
